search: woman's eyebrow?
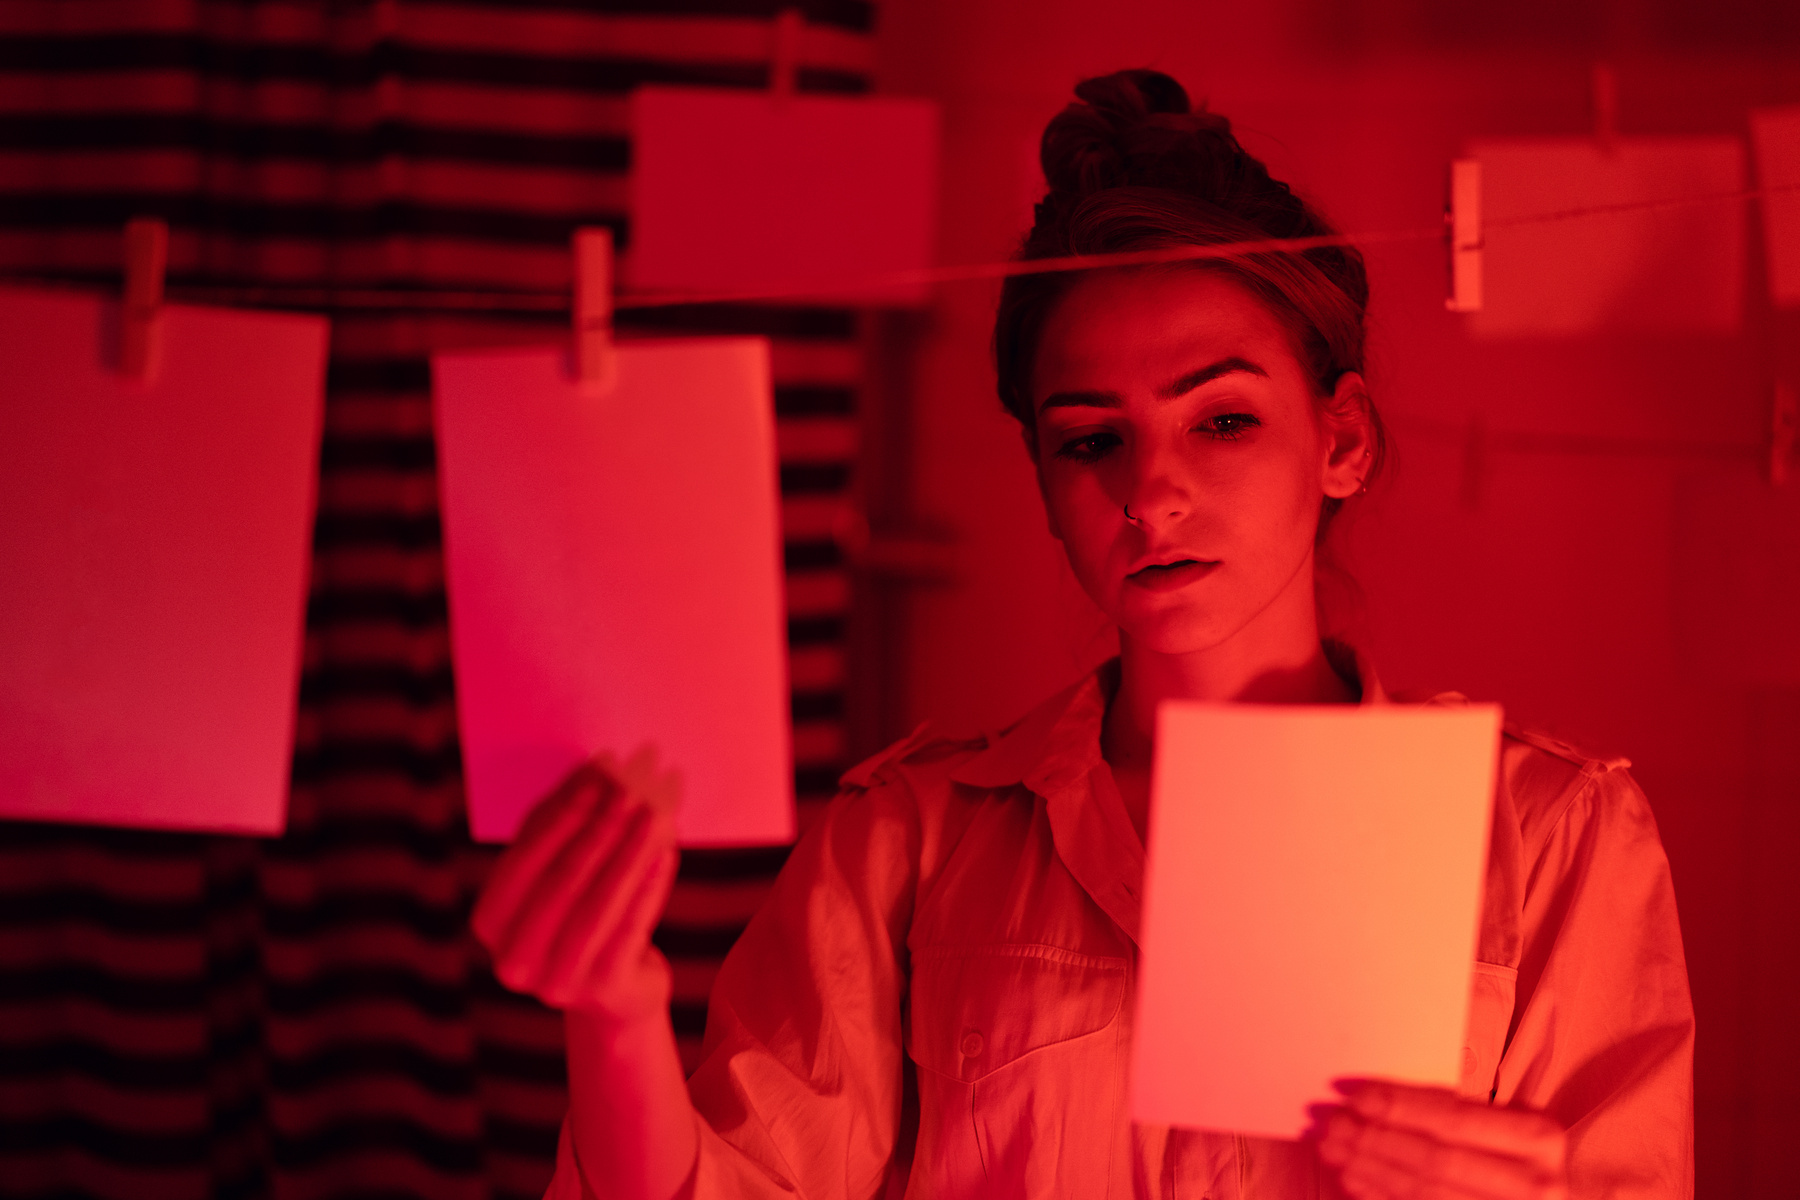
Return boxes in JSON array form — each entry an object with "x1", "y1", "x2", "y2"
[
  {"x1": 1155, "y1": 356, "x2": 1268, "y2": 399},
  {"x1": 1038, "y1": 356, "x2": 1269, "y2": 413},
  {"x1": 1039, "y1": 388, "x2": 1123, "y2": 412}
]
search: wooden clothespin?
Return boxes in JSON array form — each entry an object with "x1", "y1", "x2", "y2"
[
  {"x1": 1591, "y1": 63, "x2": 1619, "y2": 154},
  {"x1": 1444, "y1": 159, "x2": 1483, "y2": 313},
  {"x1": 573, "y1": 226, "x2": 617, "y2": 395},
  {"x1": 121, "y1": 217, "x2": 168, "y2": 382},
  {"x1": 1773, "y1": 381, "x2": 1797, "y2": 486},
  {"x1": 771, "y1": 7, "x2": 803, "y2": 100}
]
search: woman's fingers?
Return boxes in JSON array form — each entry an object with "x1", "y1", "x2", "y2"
[
  {"x1": 476, "y1": 809, "x2": 632, "y2": 977},
  {"x1": 480, "y1": 812, "x2": 650, "y2": 999},
  {"x1": 468, "y1": 752, "x2": 681, "y2": 1011},
  {"x1": 473, "y1": 762, "x2": 616, "y2": 939},
  {"x1": 1335, "y1": 1079, "x2": 1566, "y2": 1166},
  {"x1": 1314, "y1": 1083, "x2": 1570, "y2": 1200},
  {"x1": 1318, "y1": 1108, "x2": 1564, "y2": 1200},
  {"x1": 560, "y1": 824, "x2": 679, "y2": 1011},
  {"x1": 473, "y1": 760, "x2": 662, "y2": 994},
  {"x1": 533, "y1": 805, "x2": 675, "y2": 1006}
]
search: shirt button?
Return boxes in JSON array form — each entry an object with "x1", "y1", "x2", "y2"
[{"x1": 960, "y1": 1030, "x2": 985, "y2": 1057}]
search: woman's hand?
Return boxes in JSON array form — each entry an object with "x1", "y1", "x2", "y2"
[
  {"x1": 1312, "y1": 1079, "x2": 1568, "y2": 1200},
  {"x1": 471, "y1": 751, "x2": 679, "y2": 1020}
]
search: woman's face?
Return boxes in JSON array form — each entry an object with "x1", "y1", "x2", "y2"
[{"x1": 1030, "y1": 268, "x2": 1369, "y2": 656}]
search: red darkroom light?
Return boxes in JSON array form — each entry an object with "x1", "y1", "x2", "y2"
[{"x1": 10, "y1": 3, "x2": 1800, "y2": 1197}]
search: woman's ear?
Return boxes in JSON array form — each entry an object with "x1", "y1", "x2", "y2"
[{"x1": 1319, "y1": 372, "x2": 1374, "y2": 500}]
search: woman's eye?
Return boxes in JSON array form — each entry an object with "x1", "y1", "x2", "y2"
[
  {"x1": 1054, "y1": 431, "x2": 1122, "y2": 462},
  {"x1": 1199, "y1": 412, "x2": 1261, "y2": 440}
]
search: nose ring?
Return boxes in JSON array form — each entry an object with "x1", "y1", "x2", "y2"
[{"x1": 1123, "y1": 503, "x2": 1141, "y2": 524}]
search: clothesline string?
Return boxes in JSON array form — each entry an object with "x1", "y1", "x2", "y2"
[
  {"x1": 607, "y1": 181, "x2": 1793, "y2": 310},
  {"x1": 2, "y1": 181, "x2": 1794, "y2": 313}
]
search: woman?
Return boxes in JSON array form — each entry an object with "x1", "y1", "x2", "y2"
[{"x1": 473, "y1": 71, "x2": 1694, "y2": 1199}]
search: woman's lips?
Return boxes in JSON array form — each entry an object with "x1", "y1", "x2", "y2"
[{"x1": 1126, "y1": 560, "x2": 1218, "y2": 592}]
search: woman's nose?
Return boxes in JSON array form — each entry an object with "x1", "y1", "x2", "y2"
[{"x1": 1123, "y1": 445, "x2": 1192, "y2": 528}]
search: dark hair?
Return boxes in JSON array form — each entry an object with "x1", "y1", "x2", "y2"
[{"x1": 994, "y1": 69, "x2": 1387, "y2": 533}]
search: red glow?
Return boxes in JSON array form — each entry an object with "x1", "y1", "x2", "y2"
[{"x1": 4, "y1": 2, "x2": 1797, "y2": 1197}]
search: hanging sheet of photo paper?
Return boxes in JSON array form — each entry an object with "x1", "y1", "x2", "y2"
[
  {"x1": 1468, "y1": 136, "x2": 1744, "y2": 336},
  {"x1": 1750, "y1": 105, "x2": 1800, "y2": 307},
  {"x1": 0, "y1": 285, "x2": 326, "y2": 834},
  {"x1": 433, "y1": 338, "x2": 795, "y2": 846},
  {"x1": 1131, "y1": 703, "x2": 1502, "y2": 1140},
  {"x1": 629, "y1": 86, "x2": 939, "y2": 305}
]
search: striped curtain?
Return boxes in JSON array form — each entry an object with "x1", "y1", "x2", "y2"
[{"x1": 0, "y1": 3, "x2": 875, "y2": 1196}]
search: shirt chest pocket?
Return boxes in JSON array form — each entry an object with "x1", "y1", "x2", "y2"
[
  {"x1": 907, "y1": 942, "x2": 1128, "y2": 1081},
  {"x1": 904, "y1": 944, "x2": 1129, "y2": 1198}
]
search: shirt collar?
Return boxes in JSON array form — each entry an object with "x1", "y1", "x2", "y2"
[
  {"x1": 947, "y1": 663, "x2": 1110, "y2": 792},
  {"x1": 948, "y1": 639, "x2": 1389, "y2": 793}
]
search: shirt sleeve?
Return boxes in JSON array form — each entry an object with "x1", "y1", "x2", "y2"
[
  {"x1": 678, "y1": 770, "x2": 924, "y2": 1200},
  {"x1": 1496, "y1": 764, "x2": 1695, "y2": 1198}
]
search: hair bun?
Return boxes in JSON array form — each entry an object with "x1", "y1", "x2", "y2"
[
  {"x1": 1074, "y1": 68, "x2": 1191, "y2": 118},
  {"x1": 1040, "y1": 68, "x2": 1249, "y2": 212}
]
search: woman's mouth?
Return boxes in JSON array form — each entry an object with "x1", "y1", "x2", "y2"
[{"x1": 1126, "y1": 559, "x2": 1218, "y2": 592}]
